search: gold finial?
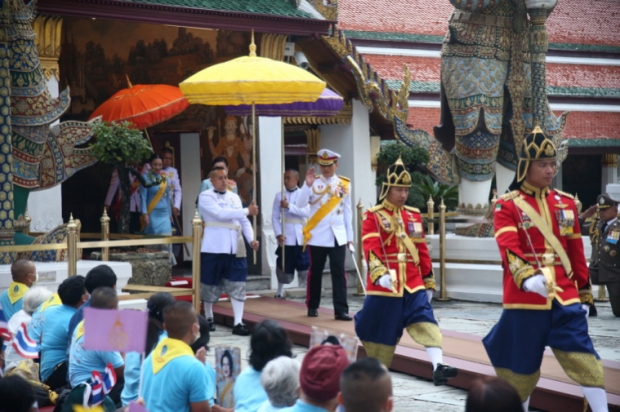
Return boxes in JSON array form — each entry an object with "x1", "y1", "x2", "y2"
[
  {"x1": 125, "y1": 74, "x2": 133, "y2": 88},
  {"x1": 249, "y1": 29, "x2": 257, "y2": 57},
  {"x1": 532, "y1": 124, "x2": 543, "y2": 134},
  {"x1": 395, "y1": 155, "x2": 404, "y2": 166}
]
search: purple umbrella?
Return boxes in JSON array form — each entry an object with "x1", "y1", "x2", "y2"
[{"x1": 224, "y1": 88, "x2": 343, "y2": 117}]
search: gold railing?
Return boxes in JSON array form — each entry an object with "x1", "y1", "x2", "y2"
[{"x1": 0, "y1": 210, "x2": 203, "y2": 313}]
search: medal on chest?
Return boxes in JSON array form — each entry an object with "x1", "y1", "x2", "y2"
[
  {"x1": 408, "y1": 220, "x2": 423, "y2": 238},
  {"x1": 520, "y1": 212, "x2": 533, "y2": 230},
  {"x1": 607, "y1": 229, "x2": 620, "y2": 245},
  {"x1": 555, "y1": 209, "x2": 574, "y2": 236}
]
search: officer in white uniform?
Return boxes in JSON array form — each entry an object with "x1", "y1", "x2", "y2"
[
  {"x1": 296, "y1": 149, "x2": 353, "y2": 320},
  {"x1": 272, "y1": 169, "x2": 310, "y2": 298},
  {"x1": 199, "y1": 167, "x2": 259, "y2": 336}
]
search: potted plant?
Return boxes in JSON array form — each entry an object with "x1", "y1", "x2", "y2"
[{"x1": 90, "y1": 121, "x2": 152, "y2": 234}]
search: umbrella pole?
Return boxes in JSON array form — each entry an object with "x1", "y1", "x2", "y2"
[
  {"x1": 143, "y1": 128, "x2": 154, "y2": 149},
  {"x1": 252, "y1": 103, "x2": 257, "y2": 265},
  {"x1": 281, "y1": 117, "x2": 286, "y2": 274}
]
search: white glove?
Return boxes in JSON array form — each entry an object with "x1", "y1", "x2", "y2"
[
  {"x1": 426, "y1": 289, "x2": 434, "y2": 303},
  {"x1": 523, "y1": 274, "x2": 548, "y2": 298},
  {"x1": 581, "y1": 304, "x2": 590, "y2": 318},
  {"x1": 377, "y1": 274, "x2": 392, "y2": 290}
]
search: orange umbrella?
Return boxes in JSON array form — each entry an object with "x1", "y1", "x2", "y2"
[{"x1": 89, "y1": 82, "x2": 189, "y2": 131}]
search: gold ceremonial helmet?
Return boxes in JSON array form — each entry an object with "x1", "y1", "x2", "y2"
[
  {"x1": 516, "y1": 125, "x2": 557, "y2": 183},
  {"x1": 379, "y1": 157, "x2": 412, "y2": 201}
]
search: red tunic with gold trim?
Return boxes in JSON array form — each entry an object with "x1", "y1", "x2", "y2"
[
  {"x1": 362, "y1": 201, "x2": 435, "y2": 296},
  {"x1": 494, "y1": 181, "x2": 592, "y2": 309}
]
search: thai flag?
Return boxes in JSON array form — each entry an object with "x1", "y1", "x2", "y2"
[
  {"x1": 89, "y1": 363, "x2": 117, "y2": 406},
  {"x1": 0, "y1": 303, "x2": 11, "y2": 341},
  {"x1": 11, "y1": 323, "x2": 38, "y2": 359}
]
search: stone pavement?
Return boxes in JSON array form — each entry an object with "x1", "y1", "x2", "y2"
[{"x1": 207, "y1": 293, "x2": 618, "y2": 411}]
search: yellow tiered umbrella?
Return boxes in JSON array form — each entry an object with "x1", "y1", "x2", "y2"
[{"x1": 179, "y1": 32, "x2": 326, "y2": 263}]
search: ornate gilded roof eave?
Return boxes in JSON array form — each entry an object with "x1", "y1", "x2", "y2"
[{"x1": 321, "y1": 27, "x2": 410, "y2": 129}]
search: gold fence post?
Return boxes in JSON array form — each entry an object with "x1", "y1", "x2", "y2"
[
  {"x1": 354, "y1": 199, "x2": 365, "y2": 296},
  {"x1": 437, "y1": 198, "x2": 450, "y2": 301},
  {"x1": 192, "y1": 210, "x2": 202, "y2": 313},
  {"x1": 25, "y1": 210, "x2": 31, "y2": 236},
  {"x1": 67, "y1": 214, "x2": 78, "y2": 276},
  {"x1": 100, "y1": 208, "x2": 110, "y2": 262},
  {"x1": 427, "y1": 196, "x2": 435, "y2": 235}
]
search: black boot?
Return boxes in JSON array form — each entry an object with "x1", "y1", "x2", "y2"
[{"x1": 433, "y1": 363, "x2": 458, "y2": 386}]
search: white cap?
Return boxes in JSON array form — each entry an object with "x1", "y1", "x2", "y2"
[{"x1": 317, "y1": 149, "x2": 340, "y2": 165}]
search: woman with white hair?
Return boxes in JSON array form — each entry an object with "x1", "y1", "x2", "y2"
[
  {"x1": 5, "y1": 286, "x2": 53, "y2": 370},
  {"x1": 257, "y1": 356, "x2": 300, "y2": 411}
]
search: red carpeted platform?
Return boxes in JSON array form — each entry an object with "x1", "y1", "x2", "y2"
[{"x1": 213, "y1": 296, "x2": 620, "y2": 412}]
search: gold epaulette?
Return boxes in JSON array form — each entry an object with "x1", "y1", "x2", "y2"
[
  {"x1": 500, "y1": 190, "x2": 520, "y2": 201},
  {"x1": 315, "y1": 174, "x2": 321, "y2": 178},
  {"x1": 554, "y1": 189, "x2": 574, "y2": 200},
  {"x1": 338, "y1": 175, "x2": 350, "y2": 182},
  {"x1": 367, "y1": 204, "x2": 384, "y2": 213},
  {"x1": 404, "y1": 205, "x2": 421, "y2": 213}
]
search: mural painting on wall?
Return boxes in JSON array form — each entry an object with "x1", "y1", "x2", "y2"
[
  {"x1": 59, "y1": 17, "x2": 250, "y2": 119},
  {"x1": 204, "y1": 107, "x2": 256, "y2": 207}
]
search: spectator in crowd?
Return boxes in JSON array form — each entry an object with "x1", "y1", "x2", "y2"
[
  {"x1": 465, "y1": 376, "x2": 522, "y2": 412},
  {"x1": 0, "y1": 259, "x2": 37, "y2": 321},
  {"x1": 211, "y1": 320, "x2": 293, "y2": 412},
  {"x1": 39, "y1": 275, "x2": 87, "y2": 390},
  {"x1": 27, "y1": 292, "x2": 61, "y2": 351},
  {"x1": 4, "y1": 286, "x2": 53, "y2": 371},
  {"x1": 0, "y1": 375, "x2": 38, "y2": 412},
  {"x1": 257, "y1": 356, "x2": 300, "y2": 411},
  {"x1": 338, "y1": 358, "x2": 393, "y2": 412},
  {"x1": 67, "y1": 287, "x2": 124, "y2": 408},
  {"x1": 287, "y1": 345, "x2": 350, "y2": 412},
  {"x1": 122, "y1": 292, "x2": 176, "y2": 406},
  {"x1": 141, "y1": 301, "x2": 211, "y2": 412},
  {"x1": 191, "y1": 315, "x2": 216, "y2": 407},
  {"x1": 67, "y1": 264, "x2": 117, "y2": 343}
]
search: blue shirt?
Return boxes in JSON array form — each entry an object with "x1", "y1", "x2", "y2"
[
  {"x1": 204, "y1": 361, "x2": 216, "y2": 406},
  {"x1": 40, "y1": 304, "x2": 77, "y2": 381},
  {"x1": 234, "y1": 366, "x2": 267, "y2": 412},
  {"x1": 142, "y1": 340, "x2": 209, "y2": 412},
  {"x1": 258, "y1": 401, "x2": 295, "y2": 412},
  {"x1": 68, "y1": 322, "x2": 124, "y2": 387},
  {"x1": 67, "y1": 299, "x2": 90, "y2": 348},
  {"x1": 282, "y1": 400, "x2": 330, "y2": 412},
  {"x1": 0, "y1": 289, "x2": 24, "y2": 321},
  {"x1": 121, "y1": 331, "x2": 168, "y2": 406}
]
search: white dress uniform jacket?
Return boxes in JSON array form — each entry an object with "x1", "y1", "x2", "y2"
[
  {"x1": 199, "y1": 189, "x2": 253, "y2": 254},
  {"x1": 104, "y1": 169, "x2": 141, "y2": 212},
  {"x1": 296, "y1": 175, "x2": 353, "y2": 247},
  {"x1": 143, "y1": 164, "x2": 182, "y2": 210},
  {"x1": 272, "y1": 188, "x2": 310, "y2": 246}
]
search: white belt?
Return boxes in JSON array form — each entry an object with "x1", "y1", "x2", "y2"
[
  {"x1": 283, "y1": 218, "x2": 306, "y2": 226},
  {"x1": 204, "y1": 221, "x2": 246, "y2": 258}
]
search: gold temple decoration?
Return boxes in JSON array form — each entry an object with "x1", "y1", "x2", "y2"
[
  {"x1": 33, "y1": 15, "x2": 62, "y2": 81},
  {"x1": 285, "y1": 101, "x2": 352, "y2": 125},
  {"x1": 310, "y1": 0, "x2": 338, "y2": 21},
  {"x1": 259, "y1": 33, "x2": 287, "y2": 61},
  {"x1": 305, "y1": 128, "x2": 321, "y2": 164}
]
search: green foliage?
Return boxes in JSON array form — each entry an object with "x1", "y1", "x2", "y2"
[
  {"x1": 90, "y1": 121, "x2": 152, "y2": 166},
  {"x1": 410, "y1": 175, "x2": 459, "y2": 211}
]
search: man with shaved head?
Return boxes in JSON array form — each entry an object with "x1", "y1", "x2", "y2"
[
  {"x1": 1, "y1": 259, "x2": 37, "y2": 321},
  {"x1": 338, "y1": 358, "x2": 393, "y2": 412},
  {"x1": 272, "y1": 168, "x2": 310, "y2": 298},
  {"x1": 199, "y1": 166, "x2": 259, "y2": 336},
  {"x1": 141, "y1": 301, "x2": 210, "y2": 412}
]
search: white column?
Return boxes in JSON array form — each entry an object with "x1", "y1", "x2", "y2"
[
  {"x1": 258, "y1": 117, "x2": 283, "y2": 282},
  {"x1": 602, "y1": 154, "x2": 618, "y2": 194},
  {"x1": 27, "y1": 76, "x2": 63, "y2": 232},
  {"x1": 319, "y1": 100, "x2": 374, "y2": 267},
  {"x1": 180, "y1": 133, "x2": 201, "y2": 260}
]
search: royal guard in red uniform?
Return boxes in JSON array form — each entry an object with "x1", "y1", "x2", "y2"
[
  {"x1": 354, "y1": 158, "x2": 457, "y2": 386},
  {"x1": 484, "y1": 126, "x2": 608, "y2": 412}
]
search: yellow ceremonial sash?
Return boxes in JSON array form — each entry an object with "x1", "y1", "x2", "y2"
[
  {"x1": 151, "y1": 338, "x2": 194, "y2": 374},
  {"x1": 41, "y1": 293, "x2": 61, "y2": 311},
  {"x1": 76, "y1": 320, "x2": 85, "y2": 341},
  {"x1": 7, "y1": 282, "x2": 29, "y2": 304},
  {"x1": 303, "y1": 179, "x2": 350, "y2": 248},
  {"x1": 141, "y1": 178, "x2": 167, "y2": 231},
  {"x1": 513, "y1": 196, "x2": 573, "y2": 278}
]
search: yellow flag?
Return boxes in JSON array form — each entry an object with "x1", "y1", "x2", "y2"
[{"x1": 73, "y1": 405, "x2": 104, "y2": 412}]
